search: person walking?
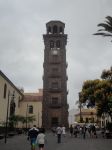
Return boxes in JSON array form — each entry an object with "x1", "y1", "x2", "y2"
[
  {"x1": 82, "y1": 124, "x2": 87, "y2": 139},
  {"x1": 27, "y1": 125, "x2": 39, "y2": 150},
  {"x1": 56, "y1": 125, "x2": 62, "y2": 143},
  {"x1": 91, "y1": 124, "x2": 97, "y2": 138},
  {"x1": 37, "y1": 128, "x2": 46, "y2": 150},
  {"x1": 69, "y1": 125, "x2": 73, "y2": 137},
  {"x1": 73, "y1": 126, "x2": 78, "y2": 138}
]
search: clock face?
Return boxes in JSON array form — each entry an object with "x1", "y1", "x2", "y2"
[{"x1": 52, "y1": 49, "x2": 58, "y2": 55}]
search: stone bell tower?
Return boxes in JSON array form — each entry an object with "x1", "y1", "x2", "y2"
[{"x1": 42, "y1": 21, "x2": 68, "y2": 129}]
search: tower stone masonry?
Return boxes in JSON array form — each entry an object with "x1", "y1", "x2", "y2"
[{"x1": 42, "y1": 20, "x2": 68, "y2": 129}]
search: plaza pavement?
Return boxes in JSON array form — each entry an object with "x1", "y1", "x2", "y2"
[{"x1": 0, "y1": 132, "x2": 112, "y2": 150}]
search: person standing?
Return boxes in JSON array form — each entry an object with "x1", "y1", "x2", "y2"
[
  {"x1": 56, "y1": 125, "x2": 62, "y2": 143},
  {"x1": 82, "y1": 124, "x2": 87, "y2": 139},
  {"x1": 27, "y1": 125, "x2": 39, "y2": 150},
  {"x1": 69, "y1": 125, "x2": 73, "y2": 137},
  {"x1": 62, "y1": 125, "x2": 66, "y2": 137},
  {"x1": 73, "y1": 126, "x2": 78, "y2": 138},
  {"x1": 37, "y1": 128, "x2": 46, "y2": 150}
]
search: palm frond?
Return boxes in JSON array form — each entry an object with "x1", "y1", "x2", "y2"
[
  {"x1": 93, "y1": 32, "x2": 112, "y2": 37},
  {"x1": 94, "y1": 16, "x2": 112, "y2": 41},
  {"x1": 97, "y1": 23, "x2": 112, "y2": 32},
  {"x1": 105, "y1": 20, "x2": 112, "y2": 27},
  {"x1": 106, "y1": 16, "x2": 112, "y2": 24}
]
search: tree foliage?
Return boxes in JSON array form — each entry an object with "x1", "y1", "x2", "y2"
[
  {"x1": 80, "y1": 67, "x2": 112, "y2": 116},
  {"x1": 8, "y1": 115, "x2": 36, "y2": 128}
]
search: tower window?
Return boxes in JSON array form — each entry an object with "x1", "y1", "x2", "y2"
[
  {"x1": 50, "y1": 40, "x2": 54, "y2": 49},
  {"x1": 52, "y1": 82, "x2": 58, "y2": 89},
  {"x1": 52, "y1": 97, "x2": 59, "y2": 104},
  {"x1": 3, "y1": 84, "x2": 7, "y2": 99},
  {"x1": 59, "y1": 27, "x2": 63, "y2": 34},
  {"x1": 53, "y1": 25, "x2": 58, "y2": 34},
  {"x1": 29, "y1": 105, "x2": 33, "y2": 114},
  {"x1": 48, "y1": 26, "x2": 51, "y2": 34},
  {"x1": 56, "y1": 40, "x2": 61, "y2": 48}
]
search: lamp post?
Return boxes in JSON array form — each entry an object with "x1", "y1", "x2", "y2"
[
  {"x1": 79, "y1": 92, "x2": 82, "y2": 123},
  {"x1": 26, "y1": 104, "x2": 28, "y2": 130},
  {"x1": 4, "y1": 91, "x2": 15, "y2": 143}
]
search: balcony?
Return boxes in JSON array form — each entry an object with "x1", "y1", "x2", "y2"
[
  {"x1": 48, "y1": 88, "x2": 62, "y2": 92},
  {"x1": 49, "y1": 103, "x2": 62, "y2": 108},
  {"x1": 49, "y1": 56, "x2": 61, "y2": 64},
  {"x1": 49, "y1": 73, "x2": 61, "y2": 78}
]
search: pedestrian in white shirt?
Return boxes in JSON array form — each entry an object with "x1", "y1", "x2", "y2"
[
  {"x1": 62, "y1": 126, "x2": 66, "y2": 137},
  {"x1": 37, "y1": 128, "x2": 46, "y2": 150},
  {"x1": 56, "y1": 125, "x2": 62, "y2": 143}
]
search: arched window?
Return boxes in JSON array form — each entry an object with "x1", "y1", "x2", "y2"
[
  {"x1": 50, "y1": 40, "x2": 54, "y2": 49},
  {"x1": 53, "y1": 25, "x2": 58, "y2": 34},
  {"x1": 29, "y1": 105, "x2": 33, "y2": 114},
  {"x1": 48, "y1": 26, "x2": 51, "y2": 34},
  {"x1": 56, "y1": 40, "x2": 61, "y2": 48},
  {"x1": 59, "y1": 27, "x2": 63, "y2": 34},
  {"x1": 4, "y1": 84, "x2": 7, "y2": 99}
]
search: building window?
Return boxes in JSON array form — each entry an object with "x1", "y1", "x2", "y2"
[
  {"x1": 29, "y1": 105, "x2": 33, "y2": 114},
  {"x1": 52, "y1": 97, "x2": 58, "y2": 105},
  {"x1": 48, "y1": 26, "x2": 51, "y2": 34},
  {"x1": 56, "y1": 40, "x2": 61, "y2": 48},
  {"x1": 53, "y1": 25, "x2": 58, "y2": 34},
  {"x1": 3, "y1": 83, "x2": 7, "y2": 99},
  {"x1": 59, "y1": 27, "x2": 63, "y2": 34},
  {"x1": 52, "y1": 82, "x2": 58, "y2": 89},
  {"x1": 50, "y1": 40, "x2": 54, "y2": 49}
]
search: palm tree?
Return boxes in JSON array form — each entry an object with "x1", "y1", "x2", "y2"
[{"x1": 94, "y1": 16, "x2": 112, "y2": 41}]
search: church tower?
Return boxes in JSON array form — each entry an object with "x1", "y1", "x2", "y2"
[{"x1": 42, "y1": 21, "x2": 68, "y2": 129}]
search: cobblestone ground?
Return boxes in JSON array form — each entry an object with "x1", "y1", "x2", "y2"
[{"x1": 0, "y1": 132, "x2": 112, "y2": 150}]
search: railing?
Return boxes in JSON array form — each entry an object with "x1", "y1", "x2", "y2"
[
  {"x1": 48, "y1": 88, "x2": 62, "y2": 92},
  {"x1": 49, "y1": 103, "x2": 62, "y2": 108}
]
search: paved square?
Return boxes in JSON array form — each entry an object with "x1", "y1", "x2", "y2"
[{"x1": 0, "y1": 132, "x2": 112, "y2": 150}]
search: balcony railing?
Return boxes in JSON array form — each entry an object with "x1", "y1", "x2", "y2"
[
  {"x1": 48, "y1": 88, "x2": 62, "y2": 92},
  {"x1": 49, "y1": 103, "x2": 62, "y2": 108},
  {"x1": 49, "y1": 73, "x2": 61, "y2": 78}
]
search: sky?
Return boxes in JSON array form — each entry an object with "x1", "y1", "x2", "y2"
[{"x1": 0, "y1": 0, "x2": 112, "y2": 109}]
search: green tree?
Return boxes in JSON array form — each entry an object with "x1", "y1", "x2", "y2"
[
  {"x1": 80, "y1": 67, "x2": 112, "y2": 117},
  {"x1": 101, "y1": 67, "x2": 112, "y2": 117},
  {"x1": 20, "y1": 115, "x2": 36, "y2": 128},
  {"x1": 9, "y1": 115, "x2": 22, "y2": 129},
  {"x1": 101, "y1": 66, "x2": 112, "y2": 81},
  {"x1": 94, "y1": 16, "x2": 112, "y2": 41},
  {"x1": 8, "y1": 115, "x2": 36, "y2": 129}
]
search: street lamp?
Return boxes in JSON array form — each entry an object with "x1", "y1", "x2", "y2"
[
  {"x1": 79, "y1": 92, "x2": 82, "y2": 123},
  {"x1": 4, "y1": 91, "x2": 15, "y2": 143},
  {"x1": 38, "y1": 111, "x2": 40, "y2": 127},
  {"x1": 26, "y1": 104, "x2": 29, "y2": 130}
]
